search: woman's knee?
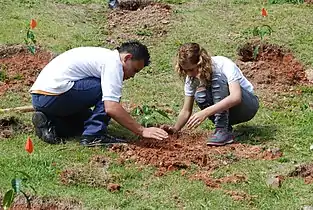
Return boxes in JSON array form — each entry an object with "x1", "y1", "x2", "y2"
[{"x1": 195, "y1": 88, "x2": 211, "y2": 110}]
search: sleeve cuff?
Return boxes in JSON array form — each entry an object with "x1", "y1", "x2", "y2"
[{"x1": 102, "y1": 96, "x2": 120, "y2": 102}]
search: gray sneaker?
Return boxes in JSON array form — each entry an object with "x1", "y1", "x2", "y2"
[{"x1": 207, "y1": 128, "x2": 234, "y2": 146}]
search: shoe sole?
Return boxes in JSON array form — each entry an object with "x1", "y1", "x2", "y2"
[
  {"x1": 81, "y1": 135, "x2": 128, "y2": 147},
  {"x1": 82, "y1": 141, "x2": 127, "y2": 147},
  {"x1": 32, "y1": 111, "x2": 48, "y2": 128},
  {"x1": 32, "y1": 112, "x2": 62, "y2": 144},
  {"x1": 207, "y1": 138, "x2": 234, "y2": 146}
]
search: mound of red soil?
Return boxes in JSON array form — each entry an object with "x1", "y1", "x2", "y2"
[
  {"x1": 0, "y1": 45, "x2": 54, "y2": 95},
  {"x1": 107, "y1": 3, "x2": 171, "y2": 45},
  {"x1": 110, "y1": 132, "x2": 282, "y2": 176},
  {"x1": 237, "y1": 42, "x2": 308, "y2": 89}
]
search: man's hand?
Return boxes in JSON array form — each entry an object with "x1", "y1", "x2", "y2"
[
  {"x1": 142, "y1": 127, "x2": 168, "y2": 140},
  {"x1": 160, "y1": 125, "x2": 178, "y2": 135},
  {"x1": 186, "y1": 110, "x2": 208, "y2": 129}
]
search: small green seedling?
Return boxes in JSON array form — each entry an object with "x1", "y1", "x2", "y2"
[
  {"x1": 131, "y1": 105, "x2": 171, "y2": 127},
  {"x1": 24, "y1": 19, "x2": 37, "y2": 55},
  {"x1": 252, "y1": 24, "x2": 273, "y2": 59},
  {"x1": 2, "y1": 171, "x2": 36, "y2": 210}
]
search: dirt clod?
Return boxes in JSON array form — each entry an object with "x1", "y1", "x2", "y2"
[{"x1": 107, "y1": 183, "x2": 121, "y2": 192}]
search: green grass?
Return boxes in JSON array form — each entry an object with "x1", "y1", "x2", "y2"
[{"x1": 2, "y1": 0, "x2": 313, "y2": 209}]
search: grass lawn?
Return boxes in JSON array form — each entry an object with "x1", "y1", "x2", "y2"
[{"x1": 1, "y1": 0, "x2": 313, "y2": 209}]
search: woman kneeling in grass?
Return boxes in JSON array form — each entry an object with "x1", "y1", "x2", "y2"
[{"x1": 163, "y1": 43, "x2": 259, "y2": 146}]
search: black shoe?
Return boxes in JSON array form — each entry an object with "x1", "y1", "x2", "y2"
[
  {"x1": 80, "y1": 134, "x2": 128, "y2": 147},
  {"x1": 32, "y1": 111, "x2": 61, "y2": 144}
]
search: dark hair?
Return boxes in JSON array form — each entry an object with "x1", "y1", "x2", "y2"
[{"x1": 117, "y1": 40, "x2": 151, "y2": 67}]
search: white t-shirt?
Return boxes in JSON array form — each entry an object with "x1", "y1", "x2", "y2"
[
  {"x1": 184, "y1": 56, "x2": 254, "y2": 96},
  {"x1": 30, "y1": 47, "x2": 123, "y2": 102}
]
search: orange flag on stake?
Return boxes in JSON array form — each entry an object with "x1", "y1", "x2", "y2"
[
  {"x1": 30, "y1": 19, "x2": 37, "y2": 29},
  {"x1": 25, "y1": 137, "x2": 34, "y2": 154},
  {"x1": 261, "y1": 8, "x2": 268, "y2": 17}
]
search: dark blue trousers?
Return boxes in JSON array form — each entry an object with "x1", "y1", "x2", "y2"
[{"x1": 31, "y1": 78, "x2": 111, "y2": 138}]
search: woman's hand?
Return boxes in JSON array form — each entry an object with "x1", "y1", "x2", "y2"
[{"x1": 186, "y1": 110, "x2": 209, "y2": 129}]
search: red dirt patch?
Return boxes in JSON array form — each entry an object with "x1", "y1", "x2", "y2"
[
  {"x1": 237, "y1": 42, "x2": 308, "y2": 91},
  {"x1": 110, "y1": 132, "x2": 282, "y2": 176},
  {"x1": 89, "y1": 155, "x2": 110, "y2": 167},
  {"x1": 59, "y1": 155, "x2": 122, "y2": 192},
  {"x1": 0, "y1": 116, "x2": 31, "y2": 139},
  {"x1": 60, "y1": 167, "x2": 109, "y2": 187},
  {"x1": 1, "y1": 195, "x2": 81, "y2": 210},
  {"x1": 223, "y1": 189, "x2": 255, "y2": 201},
  {"x1": 110, "y1": 132, "x2": 280, "y2": 200},
  {"x1": 0, "y1": 45, "x2": 55, "y2": 95},
  {"x1": 236, "y1": 42, "x2": 310, "y2": 108},
  {"x1": 106, "y1": 3, "x2": 171, "y2": 45},
  {"x1": 288, "y1": 163, "x2": 313, "y2": 184},
  {"x1": 191, "y1": 172, "x2": 247, "y2": 188}
]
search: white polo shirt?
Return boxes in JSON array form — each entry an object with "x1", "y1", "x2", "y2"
[
  {"x1": 30, "y1": 47, "x2": 124, "y2": 102},
  {"x1": 184, "y1": 56, "x2": 254, "y2": 96}
]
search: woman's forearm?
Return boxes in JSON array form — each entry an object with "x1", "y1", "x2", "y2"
[{"x1": 174, "y1": 110, "x2": 192, "y2": 131}]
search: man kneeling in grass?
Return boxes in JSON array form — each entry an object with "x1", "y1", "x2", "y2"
[{"x1": 30, "y1": 40, "x2": 168, "y2": 146}]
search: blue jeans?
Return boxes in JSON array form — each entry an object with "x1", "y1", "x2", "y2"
[
  {"x1": 194, "y1": 73, "x2": 259, "y2": 129},
  {"x1": 31, "y1": 78, "x2": 111, "y2": 138}
]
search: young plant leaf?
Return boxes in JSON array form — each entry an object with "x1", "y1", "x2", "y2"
[
  {"x1": 11, "y1": 178, "x2": 22, "y2": 193},
  {"x1": 253, "y1": 45, "x2": 260, "y2": 60},
  {"x1": 132, "y1": 107, "x2": 142, "y2": 116},
  {"x1": 3, "y1": 189, "x2": 15, "y2": 210},
  {"x1": 27, "y1": 45, "x2": 36, "y2": 55},
  {"x1": 27, "y1": 30, "x2": 35, "y2": 40},
  {"x1": 142, "y1": 105, "x2": 152, "y2": 115}
]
